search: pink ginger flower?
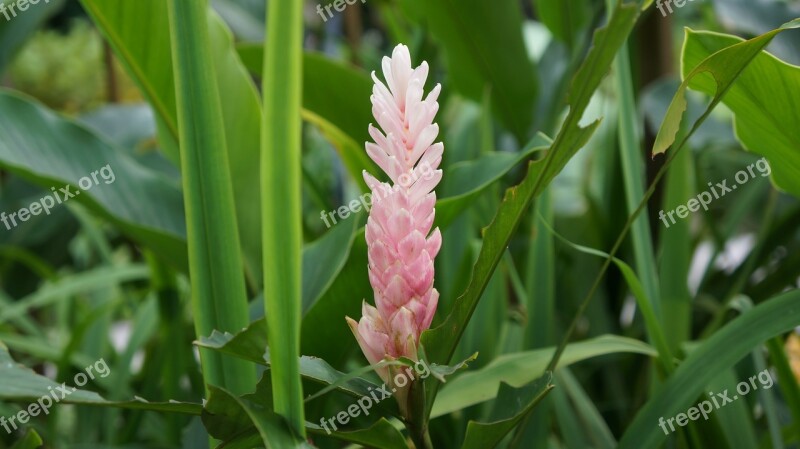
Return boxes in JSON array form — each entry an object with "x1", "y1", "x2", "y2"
[{"x1": 346, "y1": 44, "x2": 443, "y2": 412}]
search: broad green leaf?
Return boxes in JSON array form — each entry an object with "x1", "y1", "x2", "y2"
[
  {"x1": 460, "y1": 373, "x2": 554, "y2": 449},
  {"x1": 202, "y1": 215, "x2": 363, "y2": 376},
  {"x1": 0, "y1": 342, "x2": 202, "y2": 415},
  {"x1": 432, "y1": 335, "x2": 656, "y2": 417},
  {"x1": 0, "y1": 91, "x2": 187, "y2": 270},
  {"x1": 652, "y1": 19, "x2": 800, "y2": 161},
  {"x1": 78, "y1": 104, "x2": 180, "y2": 177},
  {"x1": 680, "y1": 26, "x2": 800, "y2": 197},
  {"x1": 618, "y1": 289, "x2": 800, "y2": 449},
  {"x1": 422, "y1": 1, "x2": 640, "y2": 370},
  {"x1": 79, "y1": 0, "x2": 264, "y2": 279},
  {"x1": 401, "y1": 0, "x2": 538, "y2": 141},
  {"x1": 249, "y1": 215, "x2": 362, "y2": 320}
]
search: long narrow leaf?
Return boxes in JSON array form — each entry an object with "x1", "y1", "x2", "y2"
[
  {"x1": 261, "y1": 0, "x2": 306, "y2": 437},
  {"x1": 167, "y1": 0, "x2": 255, "y2": 395}
]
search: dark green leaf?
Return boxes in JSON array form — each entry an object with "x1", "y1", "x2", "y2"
[
  {"x1": 460, "y1": 373, "x2": 554, "y2": 449},
  {"x1": 400, "y1": 0, "x2": 538, "y2": 141}
]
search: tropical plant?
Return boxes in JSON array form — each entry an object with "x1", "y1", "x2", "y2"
[{"x1": 0, "y1": 0, "x2": 799, "y2": 448}]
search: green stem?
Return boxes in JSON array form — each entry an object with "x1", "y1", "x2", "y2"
[
  {"x1": 262, "y1": 0, "x2": 306, "y2": 437},
  {"x1": 167, "y1": 0, "x2": 255, "y2": 395},
  {"x1": 406, "y1": 376, "x2": 432, "y2": 449}
]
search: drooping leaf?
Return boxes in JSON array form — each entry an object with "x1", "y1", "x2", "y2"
[
  {"x1": 197, "y1": 320, "x2": 268, "y2": 365},
  {"x1": 618, "y1": 289, "x2": 800, "y2": 449},
  {"x1": 432, "y1": 335, "x2": 655, "y2": 417}
]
